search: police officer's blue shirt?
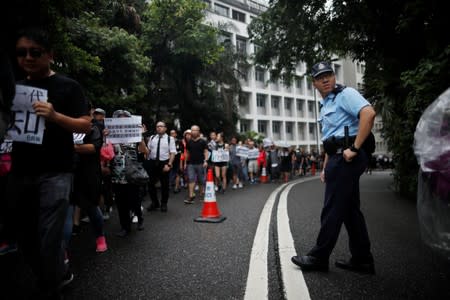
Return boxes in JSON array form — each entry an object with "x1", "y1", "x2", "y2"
[{"x1": 318, "y1": 87, "x2": 370, "y2": 141}]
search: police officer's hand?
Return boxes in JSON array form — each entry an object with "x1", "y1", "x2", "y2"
[{"x1": 343, "y1": 148, "x2": 358, "y2": 162}]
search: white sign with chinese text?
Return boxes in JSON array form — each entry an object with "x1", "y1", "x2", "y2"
[
  {"x1": 236, "y1": 146, "x2": 249, "y2": 158},
  {"x1": 7, "y1": 85, "x2": 47, "y2": 144},
  {"x1": 211, "y1": 149, "x2": 230, "y2": 162},
  {"x1": 247, "y1": 148, "x2": 260, "y2": 159},
  {"x1": 104, "y1": 115, "x2": 142, "y2": 144}
]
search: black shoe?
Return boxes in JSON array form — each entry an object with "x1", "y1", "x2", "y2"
[
  {"x1": 173, "y1": 188, "x2": 180, "y2": 194},
  {"x1": 291, "y1": 255, "x2": 329, "y2": 272},
  {"x1": 59, "y1": 270, "x2": 74, "y2": 289},
  {"x1": 72, "y1": 225, "x2": 81, "y2": 236},
  {"x1": 160, "y1": 204, "x2": 167, "y2": 212},
  {"x1": 137, "y1": 220, "x2": 144, "y2": 231},
  {"x1": 184, "y1": 197, "x2": 195, "y2": 204},
  {"x1": 114, "y1": 229, "x2": 130, "y2": 238},
  {"x1": 335, "y1": 259, "x2": 375, "y2": 274},
  {"x1": 146, "y1": 203, "x2": 160, "y2": 212}
]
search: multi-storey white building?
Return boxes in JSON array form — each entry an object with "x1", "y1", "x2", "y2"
[{"x1": 204, "y1": 0, "x2": 387, "y2": 154}]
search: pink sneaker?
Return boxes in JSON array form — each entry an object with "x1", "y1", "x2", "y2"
[{"x1": 96, "y1": 236, "x2": 108, "y2": 253}]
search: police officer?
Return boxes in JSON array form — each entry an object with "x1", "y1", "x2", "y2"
[{"x1": 291, "y1": 61, "x2": 376, "y2": 274}]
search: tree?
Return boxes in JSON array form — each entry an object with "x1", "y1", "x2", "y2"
[
  {"x1": 3, "y1": 0, "x2": 243, "y2": 138},
  {"x1": 248, "y1": 0, "x2": 450, "y2": 197},
  {"x1": 141, "y1": 0, "x2": 241, "y2": 135},
  {"x1": 2, "y1": 0, "x2": 150, "y2": 113}
]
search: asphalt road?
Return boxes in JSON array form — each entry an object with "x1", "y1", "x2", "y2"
[
  {"x1": 2, "y1": 171, "x2": 450, "y2": 299},
  {"x1": 289, "y1": 172, "x2": 450, "y2": 300}
]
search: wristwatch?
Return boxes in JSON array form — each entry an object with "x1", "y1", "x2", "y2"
[{"x1": 349, "y1": 144, "x2": 360, "y2": 153}]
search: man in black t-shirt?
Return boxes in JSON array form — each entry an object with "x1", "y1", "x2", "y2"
[
  {"x1": 184, "y1": 125, "x2": 208, "y2": 204},
  {"x1": 6, "y1": 28, "x2": 90, "y2": 298}
]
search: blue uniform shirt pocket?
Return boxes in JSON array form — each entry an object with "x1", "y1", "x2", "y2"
[{"x1": 320, "y1": 104, "x2": 337, "y2": 140}]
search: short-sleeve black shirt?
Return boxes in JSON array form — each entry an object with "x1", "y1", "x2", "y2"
[
  {"x1": 186, "y1": 138, "x2": 207, "y2": 164},
  {"x1": 11, "y1": 73, "x2": 89, "y2": 174}
]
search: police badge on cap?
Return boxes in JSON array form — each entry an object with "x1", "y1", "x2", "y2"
[{"x1": 310, "y1": 61, "x2": 334, "y2": 78}]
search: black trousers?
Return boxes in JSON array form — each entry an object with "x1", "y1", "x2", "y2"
[
  {"x1": 113, "y1": 183, "x2": 142, "y2": 232},
  {"x1": 145, "y1": 159, "x2": 170, "y2": 206},
  {"x1": 308, "y1": 151, "x2": 373, "y2": 262},
  {"x1": 7, "y1": 172, "x2": 72, "y2": 297}
]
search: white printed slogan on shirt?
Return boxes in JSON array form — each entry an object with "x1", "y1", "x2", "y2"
[
  {"x1": 7, "y1": 85, "x2": 47, "y2": 144},
  {"x1": 105, "y1": 115, "x2": 142, "y2": 144}
]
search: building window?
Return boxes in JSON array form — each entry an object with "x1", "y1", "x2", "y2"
[
  {"x1": 237, "y1": 64, "x2": 248, "y2": 81},
  {"x1": 240, "y1": 120, "x2": 249, "y2": 133},
  {"x1": 306, "y1": 80, "x2": 313, "y2": 95},
  {"x1": 254, "y1": 44, "x2": 261, "y2": 54},
  {"x1": 309, "y1": 123, "x2": 316, "y2": 140},
  {"x1": 298, "y1": 123, "x2": 306, "y2": 140},
  {"x1": 218, "y1": 31, "x2": 231, "y2": 45},
  {"x1": 286, "y1": 122, "x2": 292, "y2": 134},
  {"x1": 238, "y1": 92, "x2": 249, "y2": 106},
  {"x1": 258, "y1": 120, "x2": 267, "y2": 134},
  {"x1": 285, "y1": 98, "x2": 292, "y2": 110},
  {"x1": 202, "y1": 0, "x2": 211, "y2": 9},
  {"x1": 271, "y1": 97, "x2": 279, "y2": 109},
  {"x1": 297, "y1": 99, "x2": 305, "y2": 116},
  {"x1": 236, "y1": 36, "x2": 247, "y2": 55},
  {"x1": 256, "y1": 94, "x2": 266, "y2": 107},
  {"x1": 272, "y1": 121, "x2": 281, "y2": 133},
  {"x1": 334, "y1": 64, "x2": 341, "y2": 81},
  {"x1": 255, "y1": 67, "x2": 265, "y2": 82},
  {"x1": 296, "y1": 77, "x2": 304, "y2": 94},
  {"x1": 214, "y1": 3, "x2": 229, "y2": 17},
  {"x1": 232, "y1": 10, "x2": 246, "y2": 22},
  {"x1": 308, "y1": 101, "x2": 315, "y2": 117}
]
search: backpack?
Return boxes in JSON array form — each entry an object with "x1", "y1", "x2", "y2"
[{"x1": 332, "y1": 85, "x2": 376, "y2": 154}]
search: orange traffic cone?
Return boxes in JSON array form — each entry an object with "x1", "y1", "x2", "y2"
[
  {"x1": 260, "y1": 164, "x2": 268, "y2": 183},
  {"x1": 194, "y1": 168, "x2": 226, "y2": 223}
]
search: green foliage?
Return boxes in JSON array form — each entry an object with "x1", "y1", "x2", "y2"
[
  {"x1": 5, "y1": 0, "x2": 242, "y2": 144},
  {"x1": 239, "y1": 131, "x2": 265, "y2": 144},
  {"x1": 66, "y1": 13, "x2": 150, "y2": 108},
  {"x1": 140, "y1": 0, "x2": 241, "y2": 134},
  {"x1": 249, "y1": 0, "x2": 450, "y2": 198}
]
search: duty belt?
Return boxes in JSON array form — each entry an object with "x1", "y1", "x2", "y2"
[{"x1": 323, "y1": 136, "x2": 356, "y2": 156}]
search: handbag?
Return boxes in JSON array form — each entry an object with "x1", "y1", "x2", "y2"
[
  {"x1": 0, "y1": 153, "x2": 11, "y2": 176},
  {"x1": 124, "y1": 154, "x2": 149, "y2": 185},
  {"x1": 100, "y1": 142, "x2": 115, "y2": 162}
]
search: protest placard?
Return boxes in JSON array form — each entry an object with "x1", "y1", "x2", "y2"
[
  {"x1": 247, "y1": 148, "x2": 260, "y2": 159},
  {"x1": 236, "y1": 145, "x2": 249, "y2": 158},
  {"x1": 7, "y1": 85, "x2": 47, "y2": 144},
  {"x1": 212, "y1": 149, "x2": 230, "y2": 162},
  {"x1": 105, "y1": 115, "x2": 142, "y2": 144}
]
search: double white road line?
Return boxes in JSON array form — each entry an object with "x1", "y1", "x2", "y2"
[{"x1": 244, "y1": 177, "x2": 319, "y2": 300}]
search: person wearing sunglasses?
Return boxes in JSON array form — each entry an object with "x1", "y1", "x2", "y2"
[{"x1": 6, "y1": 27, "x2": 91, "y2": 298}]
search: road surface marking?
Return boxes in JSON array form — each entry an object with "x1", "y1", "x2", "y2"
[
  {"x1": 278, "y1": 178, "x2": 318, "y2": 300},
  {"x1": 245, "y1": 177, "x2": 318, "y2": 300},
  {"x1": 244, "y1": 183, "x2": 287, "y2": 300}
]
